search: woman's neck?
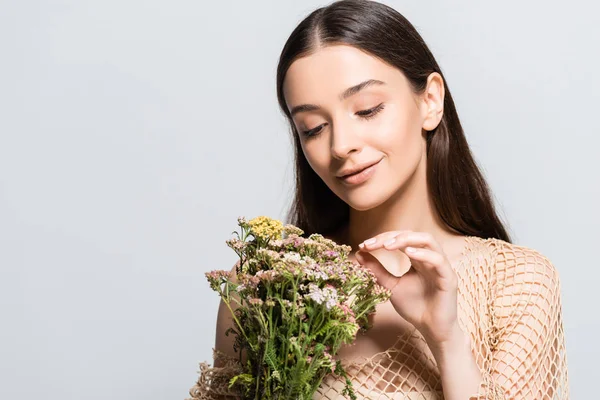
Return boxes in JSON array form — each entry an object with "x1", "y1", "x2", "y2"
[{"x1": 334, "y1": 192, "x2": 467, "y2": 265}]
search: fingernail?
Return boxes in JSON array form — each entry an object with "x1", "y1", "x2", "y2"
[
  {"x1": 358, "y1": 242, "x2": 365, "y2": 249},
  {"x1": 363, "y1": 238, "x2": 376, "y2": 245},
  {"x1": 383, "y1": 238, "x2": 396, "y2": 246},
  {"x1": 406, "y1": 246, "x2": 417, "y2": 253}
]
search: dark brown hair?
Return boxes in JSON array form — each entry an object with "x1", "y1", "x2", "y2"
[{"x1": 276, "y1": 0, "x2": 511, "y2": 243}]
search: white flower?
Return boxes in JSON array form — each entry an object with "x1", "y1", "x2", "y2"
[
  {"x1": 283, "y1": 252, "x2": 302, "y2": 263},
  {"x1": 306, "y1": 283, "x2": 339, "y2": 310},
  {"x1": 307, "y1": 283, "x2": 325, "y2": 304},
  {"x1": 236, "y1": 284, "x2": 246, "y2": 293}
]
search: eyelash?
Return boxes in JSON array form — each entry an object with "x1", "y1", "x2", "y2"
[{"x1": 301, "y1": 103, "x2": 386, "y2": 138}]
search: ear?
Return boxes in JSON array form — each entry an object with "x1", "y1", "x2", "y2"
[{"x1": 420, "y1": 72, "x2": 445, "y2": 132}]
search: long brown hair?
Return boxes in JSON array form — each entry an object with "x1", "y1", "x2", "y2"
[{"x1": 276, "y1": 0, "x2": 511, "y2": 243}]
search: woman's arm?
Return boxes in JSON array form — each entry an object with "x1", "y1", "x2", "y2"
[
  {"x1": 480, "y1": 245, "x2": 569, "y2": 398},
  {"x1": 214, "y1": 265, "x2": 244, "y2": 367},
  {"x1": 187, "y1": 264, "x2": 244, "y2": 400},
  {"x1": 435, "y1": 245, "x2": 569, "y2": 400},
  {"x1": 424, "y1": 323, "x2": 487, "y2": 400}
]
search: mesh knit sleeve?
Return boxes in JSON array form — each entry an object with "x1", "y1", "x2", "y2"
[{"x1": 470, "y1": 243, "x2": 569, "y2": 399}]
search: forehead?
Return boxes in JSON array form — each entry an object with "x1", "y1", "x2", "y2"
[{"x1": 283, "y1": 44, "x2": 407, "y2": 108}]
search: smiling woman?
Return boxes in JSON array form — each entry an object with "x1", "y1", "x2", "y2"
[
  {"x1": 282, "y1": 44, "x2": 437, "y2": 213},
  {"x1": 187, "y1": 0, "x2": 570, "y2": 399}
]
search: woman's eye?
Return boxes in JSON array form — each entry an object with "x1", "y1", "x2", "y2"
[
  {"x1": 300, "y1": 103, "x2": 385, "y2": 139},
  {"x1": 302, "y1": 124, "x2": 325, "y2": 138},
  {"x1": 356, "y1": 103, "x2": 385, "y2": 119}
]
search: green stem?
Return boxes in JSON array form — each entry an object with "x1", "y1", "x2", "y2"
[{"x1": 222, "y1": 289, "x2": 252, "y2": 350}]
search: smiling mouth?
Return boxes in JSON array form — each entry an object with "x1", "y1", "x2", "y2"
[
  {"x1": 337, "y1": 158, "x2": 382, "y2": 185},
  {"x1": 338, "y1": 159, "x2": 382, "y2": 178}
]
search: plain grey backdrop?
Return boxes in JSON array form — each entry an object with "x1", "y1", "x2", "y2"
[{"x1": 1, "y1": 0, "x2": 598, "y2": 398}]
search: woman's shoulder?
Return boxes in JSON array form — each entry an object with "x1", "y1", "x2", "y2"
[{"x1": 467, "y1": 235, "x2": 562, "y2": 289}]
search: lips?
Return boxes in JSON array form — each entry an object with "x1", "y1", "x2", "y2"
[
  {"x1": 338, "y1": 159, "x2": 381, "y2": 185},
  {"x1": 337, "y1": 159, "x2": 382, "y2": 178}
]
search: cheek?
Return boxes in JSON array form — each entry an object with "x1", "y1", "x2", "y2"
[{"x1": 373, "y1": 104, "x2": 420, "y2": 154}]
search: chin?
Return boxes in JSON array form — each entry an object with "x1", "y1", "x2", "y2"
[{"x1": 340, "y1": 189, "x2": 389, "y2": 211}]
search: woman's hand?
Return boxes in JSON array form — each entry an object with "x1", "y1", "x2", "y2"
[{"x1": 354, "y1": 230, "x2": 461, "y2": 347}]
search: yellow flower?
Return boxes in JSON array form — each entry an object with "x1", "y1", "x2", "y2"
[{"x1": 248, "y1": 216, "x2": 284, "y2": 240}]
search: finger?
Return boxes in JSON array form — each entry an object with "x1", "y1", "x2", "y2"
[
  {"x1": 403, "y1": 246, "x2": 455, "y2": 282},
  {"x1": 355, "y1": 250, "x2": 400, "y2": 292},
  {"x1": 359, "y1": 230, "x2": 412, "y2": 251},
  {"x1": 381, "y1": 231, "x2": 444, "y2": 254}
]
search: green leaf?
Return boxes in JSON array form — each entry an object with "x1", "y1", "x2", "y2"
[
  {"x1": 264, "y1": 339, "x2": 278, "y2": 372},
  {"x1": 229, "y1": 373, "x2": 253, "y2": 388}
]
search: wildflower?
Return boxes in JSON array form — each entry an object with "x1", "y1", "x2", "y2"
[
  {"x1": 300, "y1": 238, "x2": 331, "y2": 258},
  {"x1": 205, "y1": 269, "x2": 230, "y2": 292},
  {"x1": 306, "y1": 283, "x2": 325, "y2": 304},
  {"x1": 203, "y1": 216, "x2": 390, "y2": 400},
  {"x1": 238, "y1": 273, "x2": 260, "y2": 290},
  {"x1": 248, "y1": 216, "x2": 284, "y2": 240},
  {"x1": 325, "y1": 296, "x2": 338, "y2": 311},
  {"x1": 271, "y1": 370, "x2": 281, "y2": 382},
  {"x1": 302, "y1": 255, "x2": 316, "y2": 264},
  {"x1": 280, "y1": 299, "x2": 292, "y2": 308},
  {"x1": 304, "y1": 263, "x2": 329, "y2": 281},
  {"x1": 226, "y1": 238, "x2": 247, "y2": 251},
  {"x1": 282, "y1": 252, "x2": 302, "y2": 264},
  {"x1": 295, "y1": 305, "x2": 306, "y2": 317},
  {"x1": 236, "y1": 284, "x2": 247, "y2": 294},
  {"x1": 306, "y1": 283, "x2": 339, "y2": 310},
  {"x1": 373, "y1": 284, "x2": 392, "y2": 298},
  {"x1": 345, "y1": 322, "x2": 360, "y2": 337},
  {"x1": 273, "y1": 260, "x2": 302, "y2": 277},
  {"x1": 269, "y1": 238, "x2": 284, "y2": 247},
  {"x1": 282, "y1": 224, "x2": 304, "y2": 236},
  {"x1": 337, "y1": 303, "x2": 356, "y2": 324},
  {"x1": 206, "y1": 270, "x2": 230, "y2": 281},
  {"x1": 322, "y1": 351, "x2": 336, "y2": 372},
  {"x1": 307, "y1": 233, "x2": 338, "y2": 251},
  {"x1": 339, "y1": 244, "x2": 352, "y2": 255},
  {"x1": 323, "y1": 250, "x2": 340, "y2": 259},
  {"x1": 256, "y1": 269, "x2": 281, "y2": 283},
  {"x1": 256, "y1": 248, "x2": 281, "y2": 263},
  {"x1": 248, "y1": 298, "x2": 263, "y2": 306},
  {"x1": 236, "y1": 216, "x2": 249, "y2": 231}
]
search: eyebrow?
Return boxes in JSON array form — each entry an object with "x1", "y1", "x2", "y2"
[{"x1": 289, "y1": 79, "x2": 386, "y2": 117}]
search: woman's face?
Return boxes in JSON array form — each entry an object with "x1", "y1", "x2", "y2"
[{"x1": 282, "y1": 44, "x2": 442, "y2": 211}]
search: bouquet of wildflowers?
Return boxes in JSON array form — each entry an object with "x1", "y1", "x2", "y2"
[{"x1": 205, "y1": 216, "x2": 391, "y2": 400}]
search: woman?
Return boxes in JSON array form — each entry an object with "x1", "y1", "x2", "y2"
[{"x1": 189, "y1": 0, "x2": 569, "y2": 398}]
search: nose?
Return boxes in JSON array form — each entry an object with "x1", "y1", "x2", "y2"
[{"x1": 330, "y1": 117, "x2": 363, "y2": 159}]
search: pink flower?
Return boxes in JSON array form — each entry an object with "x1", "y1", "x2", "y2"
[
  {"x1": 323, "y1": 351, "x2": 335, "y2": 372},
  {"x1": 225, "y1": 238, "x2": 246, "y2": 251},
  {"x1": 205, "y1": 270, "x2": 229, "y2": 280},
  {"x1": 323, "y1": 250, "x2": 339, "y2": 259},
  {"x1": 337, "y1": 303, "x2": 356, "y2": 324},
  {"x1": 248, "y1": 298, "x2": 263, "y2": 306}
]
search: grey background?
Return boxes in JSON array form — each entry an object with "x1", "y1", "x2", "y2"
[{"x1": 1, "y1": 0, "x2": 598, "y2": 398}]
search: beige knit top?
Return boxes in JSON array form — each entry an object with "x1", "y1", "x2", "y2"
[{"x1": 187, "y1": 236, "x2": 569, "y2": 399}]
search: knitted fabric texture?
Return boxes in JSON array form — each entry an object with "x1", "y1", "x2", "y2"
[{"x1": 186, "y1": 236, "x2": 569, "y2": 399}]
